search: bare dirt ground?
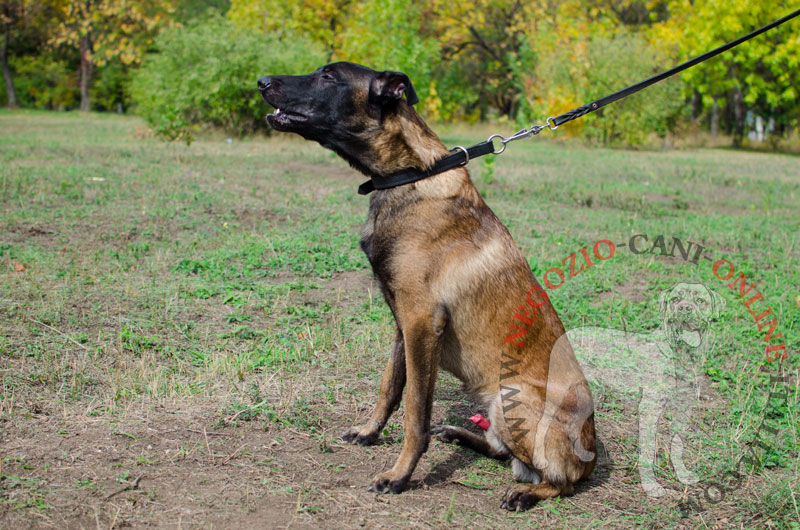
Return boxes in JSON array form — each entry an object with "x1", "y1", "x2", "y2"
[
  {"x1": 1, "y1": 345, "x2": 780, "y2": 529},
  {"x1": 0, "y1": 385, "x2": 686, "y2": 529}
]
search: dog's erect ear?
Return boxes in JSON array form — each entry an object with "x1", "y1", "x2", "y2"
[
  {"x1": 707, "y1": 287, "x2": 726, "y2": 319},
  {"x1": 369, "y1": 71, "x2": 418, "y2": 106},
  {"x1": 658, "y1": 287, "x2": 672, "y2": 315}
]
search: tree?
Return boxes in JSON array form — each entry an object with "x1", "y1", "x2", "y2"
[
  {"x1": 228, "y1": 0, "x2": 353, "y2": 60},
  {"x1": 426, "y1": 0, "x2": 532, "y2": 119},
  {"x1": 174, "y1": 0, "x2": 229, "y2": 24},
  {"x1": 652, "y1": 0, "x2": 800, "y2": 145},
  {"x1": 1, "y1": 0, "x2": 61, "y2": 108},
  {"x1": 426, "y1": 0, "x2": 598, "y2": 120},
  {"x1": 1, "y1": 0, "x2": 50, "y2": 107},
  {"x1": 0, "y1": 1, "x2": 21, "y2": 107},
  {"x1": 339, "y1": 0, "x2": 440, "y2": 113},
  {"x1": 49, "y1": 0, "x2": 175, "y2": 112}
]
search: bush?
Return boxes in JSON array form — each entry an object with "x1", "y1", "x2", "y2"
[
  {"x1": 517, "y1": 33, "x2": 688, "y2": 146},
  {"x1": 339, "y1": 0, "x2": 445, "y2": 119},
  {"x1": 130, "y1": 16, "x2": 326, "y2": 142},
  {"x1": 92, "y1": 60, "x2": 130, "y2": 113},
  {"x1": 8, "y1": 55, "x2": 78, "y2": 110}
]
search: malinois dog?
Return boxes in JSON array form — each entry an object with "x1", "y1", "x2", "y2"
[{"x1": 258, "y1": 62, "x2": 596, "y2": 511}]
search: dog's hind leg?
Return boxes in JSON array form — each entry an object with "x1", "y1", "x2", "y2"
[
  {"x1": 341, "y1": 328, "x2": 406, "y2": 446},
  {"x1": 432, "y1": 425, "x2": 510, "y2": 460},
  {"x1": 670, "y1": 402, "x2": 699, "y2": 485},
  {"x1": 638, "y1": 391, "x2": 667, "y2": 497}
]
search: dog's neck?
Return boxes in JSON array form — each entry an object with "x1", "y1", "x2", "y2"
[
  {"x1": 328, "y1": 104, "x2": 452, "y2": 180},
  {"x1": 368, "y1": 104, "x2": 451, "y2": 175},
  {"x1": 323, "y1": 103, "x2": 477, "y2": 201}
]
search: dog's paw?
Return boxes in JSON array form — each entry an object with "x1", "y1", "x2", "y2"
[
  {"x1": 500, "y1": 486, "x2": 537, "y2": 512},
  {"x1": 675, "y1": 469, "x2": 699, "y2": 485},
  {"x1": 431, "y1": 425, "x2": 459, "y2": 444},
  {"x1": 366, "y1": 471, "x2": 408, "y2": 494},
  {"x1": 340, "y1": 425, "x2": 379, "y2": 446},
  {"x1": 641, "y1": 480, "x2": 668, "y2": 498}
]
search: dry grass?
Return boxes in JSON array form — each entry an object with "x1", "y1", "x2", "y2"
[{"x1": 1, "y1": 109, "x2": 798, "y2": 528}]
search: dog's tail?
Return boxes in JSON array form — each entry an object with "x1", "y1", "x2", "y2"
[
  {"x1": 500, "y1": 480, "x2": 576, "y2": 511},
  {"x1": 527, "y1": 481, "x2": 574, "y2": 499},
  {"x1": 566, "y1": 382, "x2": 597, "y2": 466}
]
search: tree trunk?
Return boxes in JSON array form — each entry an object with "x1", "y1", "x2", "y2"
[
  {"x1": 710, "y1": 98, "x2": 719, "y2": 137},
  {"x1": 731, "y1": 85, "x2": 745, "y2": 147},
  {"x1": 1, "y1": 24, "x2": 18, "y2": 108},
  {"x1": 79, "y1": 34, "x2": 93, "y2": 112},
  {"x1": 691, "y1": 90, "x2": 701, "y2": 121}
]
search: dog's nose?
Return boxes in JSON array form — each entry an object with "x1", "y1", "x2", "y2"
[{"x1": 257, "y1": 76, "x2": 272, "y2": 92}]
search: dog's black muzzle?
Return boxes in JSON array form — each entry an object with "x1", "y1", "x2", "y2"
[
  {"x1": 257, "y1": 75, "x2": 314, "y2": 132},
  {"x1": 257, "y1": 76, "x2": 272, "y2": 93}
]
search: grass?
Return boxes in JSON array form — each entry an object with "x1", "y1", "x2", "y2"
[{"x1": 0, "y1": 108, "x2": 798, "y2": 528}]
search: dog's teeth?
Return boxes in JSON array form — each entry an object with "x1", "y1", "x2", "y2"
[{"x1": 275, "y1": 108, "x2": 281, "y2": 114}]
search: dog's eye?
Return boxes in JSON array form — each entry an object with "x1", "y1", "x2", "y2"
[{"x1": 320, "y1": 72, "x2": 335, "y2": 82}]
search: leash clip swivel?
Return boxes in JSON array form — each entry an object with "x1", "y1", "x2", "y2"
[{"x1": 487, "y1": 124, "x2": 546, "y2": 155}]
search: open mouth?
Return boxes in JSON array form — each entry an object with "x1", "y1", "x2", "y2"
[
  {"x1": 267, "y1": 108, "x2": 308, "y2": 129},
  {"x1": 675, "y1": 328, "x2": 703, "y2": 348},
  {"x1": 670, "y1": 320, "x2": 705, "y2": 349}
]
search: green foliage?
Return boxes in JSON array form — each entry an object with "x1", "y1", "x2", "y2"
[
  {"x1": 8, "y1": 55, "x2": 78, "y2": 110},
  {"x1": 339, "y1": 0, "x2": 440, "y2": 112},
  {"x1": 519, "y1": 33, "x2": 687, "y2": 145},
  {"x1": 578, "y1": 34, "x2": 687, "y2": 145},
  {"x1": 228, "y1": 0, "x2": 350, "y2": 58},
  {"x1": 6, "y1": 0, "x2": 800, "y2": 145},
  {"x1": 130, "y1": 16, "x2": 326, "y2": 140},
  {"x1": 655, "y1": 0, "x2": 800, "y2": 141},
  {"x1": 91, "y1": 60, "x2": 130, "y2": 112},
  {"x1": 174, "y1": 0, "x2": 231, "y2": 23},
  {"x1": 428, "y1": 0, "x2": 544, "y2": 121}
]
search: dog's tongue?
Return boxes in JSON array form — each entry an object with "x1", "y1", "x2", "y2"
[{"x1": 677, "y1": 328, "x2": 702, "y2": 348}]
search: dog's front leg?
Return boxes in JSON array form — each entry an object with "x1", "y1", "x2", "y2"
[
  {"x1": 670, "y1": 389, "x2": 699, "y2": 485},
  {"x1": 341, "y1": 328, "x2": 406, "y2": 445},
  {"x1": 367, "y1": 318, "x2": 440, "y2": 493},
  {"x1": 638, "y1": 391, "x2": 667, "y2": 497}
]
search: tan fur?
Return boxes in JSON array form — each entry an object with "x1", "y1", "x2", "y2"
[
  {"x1": 261, "y1": 63, "x2": 595, "y2": 509},
  {"x1": 346, "y1": 101, "x2": 596, "y2": 507}
]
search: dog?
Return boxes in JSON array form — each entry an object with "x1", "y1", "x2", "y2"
[
  {"x1": 258, "y1": 62, "x2": 596, "y2": 511},
  {"x1": 567, "y1": 282, "x2": 724, "y2": 497}
]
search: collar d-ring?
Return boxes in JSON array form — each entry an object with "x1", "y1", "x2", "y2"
[
  {"x1": 450, "y1": 145, "x2": 469, "y2": 166},
  {"x1": 486, "y1": 134, "x2": 507, "y2": 155}
]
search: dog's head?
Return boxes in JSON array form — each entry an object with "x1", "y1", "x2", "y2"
[
  {"x1": 257, "y1": 62, "x2": 422, "y2": 175},
  {"x1": 658, "y1": 282, "x2": 725, "y2": 352}
]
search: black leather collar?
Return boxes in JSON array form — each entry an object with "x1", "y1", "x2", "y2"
[{"x1": 357, "y1": 141, "x2": 495, "y2": 195}]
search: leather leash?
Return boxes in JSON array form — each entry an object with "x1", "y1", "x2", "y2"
[{"x1": 357, "y1": 8, "x2": 800, "y2": 195}]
